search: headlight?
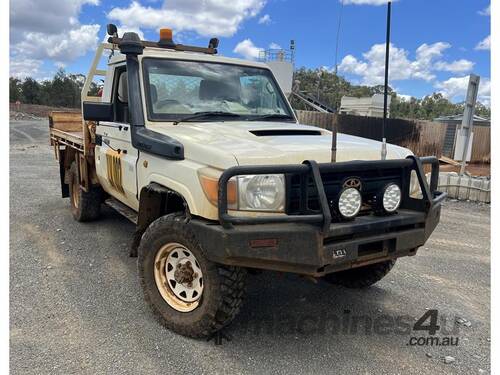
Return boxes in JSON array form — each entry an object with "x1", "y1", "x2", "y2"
[
  {"x1": 383, "y1": 183, "x2": 401, "y2": 212},
  {"x1": 338, "y1": 187, "x2": 362, "y2": 218},
  {"x1": 238, "y1": 174, "x2": 285, "y2": 212},
  {"x1": 198, "y1": 170, "x2": 285, "y2": 212}
]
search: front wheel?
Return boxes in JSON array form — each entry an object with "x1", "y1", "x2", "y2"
[
  {"x1": 322, "y1": 260, "x2": 396, "y2": 288},
  {"x1": 138, "y1": 213, "x2": 246, "y2": 338}
]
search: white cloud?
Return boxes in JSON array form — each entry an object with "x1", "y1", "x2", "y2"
[
  {"x1": 397, "y1": 94, "x2": 413, "y2": 102},
  {"x1": 415, "y1": 42, "x2": 450, "y2": 63},
  {"x1": 344, "y1": 0, "x2": 395, "y2": 5},
  {"x1": 435, "y1": 76, "x2": 491, "y2": 105},
  {"x1": 258, "y1": 14, "x2": 272, "y2": 24},
  {"x1": 339, "y1": 43, "x2": 428, "y2": 84},
  {"x1": 13, "y1": 24, "x2": 100, "y2": 65},
  {"x1": 475, "y1": 35, "x2": 490, "y2": 50},
  {"x1": 434, "y1": 59, "x2": 474, "y2": 73},
  {"x1": 338, "y1": 41, "x2": 474, "y2": 85},
  {"x1": 338, "y1": 55, "x2": 369, "y2": 76},
  {"x1": 10, "y1": 0, "x2": 99, "y2": 37},
  {"x1": 478, "y1": 5, "x2": 490, "y2": 16},
  {"x1": 269, "y1": 42, "x2": 282, "y2": 50},
  {"x1": 107, "y1": 0, "x2": 266, "y2": 37},
  {"x1": 114, "y1": 25, "x2": 145, "y2": 41},
  {"x1": 233, "y1": 39, "x2": 263, "y2": 60},
  {"x1": 10, "y1": 0, "x2": 101, "y2": 77},
  {"x1": 9, "y1": 59, "x2": 44, "y2": 79}
]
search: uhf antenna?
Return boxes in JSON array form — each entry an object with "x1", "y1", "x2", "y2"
[
  {"x1": 381, "y1": 0, "x2": 391, "y2": 160},
  {"x1": 334, "y1": 0, "x2": 345, "y2": 76}
]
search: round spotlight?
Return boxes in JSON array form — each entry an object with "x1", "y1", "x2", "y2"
[
  {"x1": 338, "y1": 187, "x2": 362, "y2": 219},
  {"x1": 383, "y1": 183, "x2": 402, "y2": 213}
]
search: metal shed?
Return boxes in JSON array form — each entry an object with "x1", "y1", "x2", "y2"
[{"x1": 433, "y1": 114, "x2": 490, "y2": 158}]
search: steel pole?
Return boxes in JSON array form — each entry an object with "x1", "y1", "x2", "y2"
[{"x1": 459, "y1": 74, "x2": 480, "y2": 175}]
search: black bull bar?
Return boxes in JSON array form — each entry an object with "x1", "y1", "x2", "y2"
[{"x1": 217, "y1": 156, "x2": 446, "y2": 231}]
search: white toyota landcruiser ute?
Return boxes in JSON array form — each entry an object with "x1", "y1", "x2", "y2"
[{"x1": 49, "y1": 25, "x2": 445, "y2": 338}]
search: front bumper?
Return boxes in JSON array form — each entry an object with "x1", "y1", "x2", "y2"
[
  {"x1": 191, "y1": 156, "x2": 446, "y2": 276},
  {"x1": 190, "y1": 201, "x2": 442, "y2": 276}
]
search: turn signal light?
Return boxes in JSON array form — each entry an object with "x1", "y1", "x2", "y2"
[{"x1": 199, "y1": 174, "x2": 237, "y2": 208}]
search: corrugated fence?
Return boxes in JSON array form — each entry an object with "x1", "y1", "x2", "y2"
[{"x1": 296, "y1": 111, "x2": 490, "y2": 163}]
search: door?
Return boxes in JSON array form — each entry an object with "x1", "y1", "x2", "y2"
[{"x1": 95, "y1": 66, "x2": 139, "y2": 210}]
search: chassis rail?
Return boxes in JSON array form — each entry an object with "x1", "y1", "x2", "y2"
[{"x1": 218, "y1": 156, "x2": 446, "y2": 231}]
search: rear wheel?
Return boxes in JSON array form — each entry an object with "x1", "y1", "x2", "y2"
[
  {"x1": 68, "y1": 162, "x2": 101, "y2": 222},
  {"x1": 322, "y1": 260, "x2": 396, "y2": 288},
  {"x1": 138, "y1": 213, "x2": 246, "y2": 338}
]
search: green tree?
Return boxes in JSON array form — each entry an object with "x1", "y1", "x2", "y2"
[
  {"x1": 21, "y1": 78, "x2": 41, "y2": 104},
  {"x1": 474, "y1": 102, "x2": 491, "y2": 119},
  {"x1": 290, "y1": 67, "x2": 490, "y2": 120},
  {"x1": 9, "y1": 77, "x2": 22, "y2": 102}
]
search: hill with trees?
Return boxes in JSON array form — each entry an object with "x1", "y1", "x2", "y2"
[
  {"x1": 291, "y1": 68, "x2": 490, "y2": 120},
  {"x1": 10, "y1": 69, "x2": 100, "y2": 109}
]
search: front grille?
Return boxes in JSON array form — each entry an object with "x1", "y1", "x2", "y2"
[{"x1": 286, "y1": 167, "x2": 404, "y2": 221}]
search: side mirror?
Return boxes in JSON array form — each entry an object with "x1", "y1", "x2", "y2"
[
  {"x1": 83, "y1": 102, "x2": 114, "y2": 122},
  {"x1": 107, "y1": 23, "x2": 118, "y2": 37},
  {"x1": 208, "y1": 38, "x2": 219, "y2": 49}
]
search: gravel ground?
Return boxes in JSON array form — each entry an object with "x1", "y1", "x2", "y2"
[{"x1": 10, "y1": 119, "x2": 490, "y2": 374}]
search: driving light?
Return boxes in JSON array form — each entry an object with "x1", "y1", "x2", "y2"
[
  {"x1": 238, "y1": 174, "x2": 285, "y2": 212},
  {"x1": 383, "y1": 183, "x2": 402, "y2": 212},
  {"x1": 338, "y1": 188, "x2": 362, "y2": 219}
]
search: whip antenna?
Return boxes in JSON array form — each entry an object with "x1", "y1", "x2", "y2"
[{"x1": 381, "y1": 0, "x2": 391, "y2": 160}]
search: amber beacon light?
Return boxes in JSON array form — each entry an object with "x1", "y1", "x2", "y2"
[{"x1": 159, "y1": 28, "x2": 174, "y2": 46}]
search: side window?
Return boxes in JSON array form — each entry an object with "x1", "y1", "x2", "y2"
[{"x1": 113, "y1": 68, "x2": 129, "y2": 123}]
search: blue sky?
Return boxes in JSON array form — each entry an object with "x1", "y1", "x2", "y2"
[{"x1": 10, "y1": 0, "x2": 491, "y2": 105}]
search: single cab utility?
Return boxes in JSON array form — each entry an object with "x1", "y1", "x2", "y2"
[{"x1": 49, "y1": 25, "x2": 445, "y2": 338}]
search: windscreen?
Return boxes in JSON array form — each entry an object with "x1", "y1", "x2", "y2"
[{"x1": 143, "y1": 58, "x2": 294, "y2": 121}]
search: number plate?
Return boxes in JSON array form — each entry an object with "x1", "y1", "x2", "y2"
[{"x1": 333, "y1": 249, "x2": 347, "y2": 259}]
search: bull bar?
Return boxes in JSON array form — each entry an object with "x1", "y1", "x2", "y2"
[{"x1": 217, "y1": 155, "x2": 447, "y2": 231}]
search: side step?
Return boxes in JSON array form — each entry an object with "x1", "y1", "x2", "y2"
[{"x1": 105, "y1": 198, "x2": 138, "y2": 224}]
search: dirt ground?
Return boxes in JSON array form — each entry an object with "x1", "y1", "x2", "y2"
[
  {"x1": 9, "y1": 103, "x2": 79, "y2": 120},
  {"x1": 10, "y1": 118, "x2": 491, "y2": 374}
]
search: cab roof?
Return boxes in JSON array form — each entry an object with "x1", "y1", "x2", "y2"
[{"x1": 108, "y1": 47, "x2": 270, "y2": 69}]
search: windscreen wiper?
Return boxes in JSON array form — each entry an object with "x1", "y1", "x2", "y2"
[
  {"x1": 173, "y1": 111, "x2": 241, "y2": 125},
  {"x1": 246, "y1": 113, "x2": 295, "y2": 121}
]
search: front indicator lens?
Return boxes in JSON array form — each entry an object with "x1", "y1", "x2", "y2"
[
  {"x1": 409, "y1": 170, "x2": 423, "y2": 199},
  {"x1": 199, "y1": 173, "x2": 237, "y2": 208},
  {"x1": 338, "y1": 188, "x2": 362, "y2": 218},
  {"x1": 383, "y1": 183, "x2": 402, "y2": 212}
]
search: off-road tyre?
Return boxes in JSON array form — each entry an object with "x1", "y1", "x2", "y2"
[
  {"x1": 68, "y1": 162, "x2": 101, "y2": 222},
  {"x1": 322, "y1": 260, "x2": 396, "y2": 288},
  {"x1": 138, "y1": 213, "x2": 246, "y2": 338}
]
